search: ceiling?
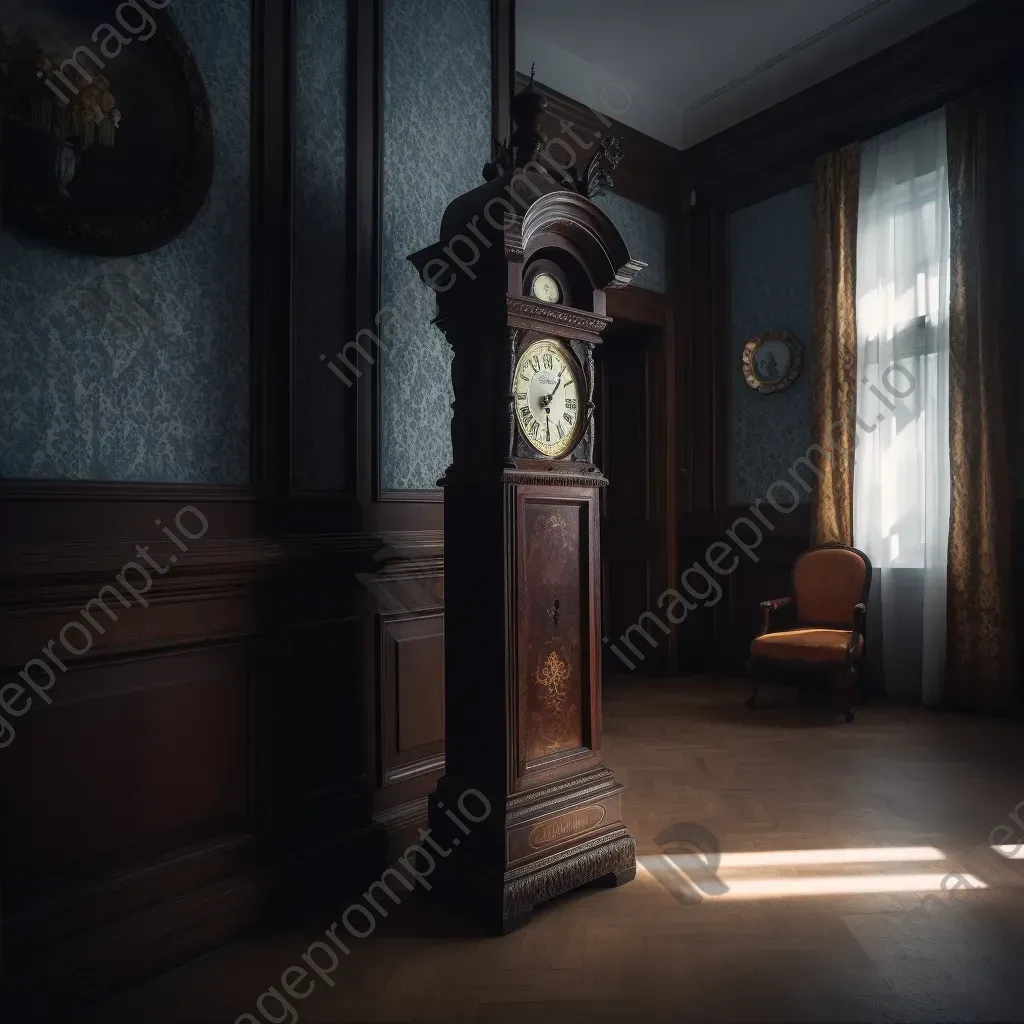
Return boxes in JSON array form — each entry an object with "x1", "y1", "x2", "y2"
[{"x1": 516, "y1": 0, "x2": 979, "y2": 150}]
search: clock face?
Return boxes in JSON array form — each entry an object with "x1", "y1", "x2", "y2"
[
  {"x1": 514, "y1": 339, "x2": 583, "y2": 458},
  {"x1": 529, "y1": 272, "x2": 561, "y2": 304}
]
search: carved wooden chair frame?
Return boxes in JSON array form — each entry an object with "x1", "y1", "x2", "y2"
[{"x1": 745, "y1": 542, "x2": 872, "y2": 723}]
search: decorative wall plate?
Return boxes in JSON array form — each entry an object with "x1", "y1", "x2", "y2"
[{"x1": 742, "y1": 331, "x2": 803, "y2": 394}]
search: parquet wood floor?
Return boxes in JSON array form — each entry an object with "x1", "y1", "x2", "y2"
[{"x1": 78, "y1": 677, "x2": 1024, "y2": 1023}]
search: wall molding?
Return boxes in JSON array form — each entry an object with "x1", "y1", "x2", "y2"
[{"x1": 679, "y1": 0, "x2": 1024, "y2": 210}]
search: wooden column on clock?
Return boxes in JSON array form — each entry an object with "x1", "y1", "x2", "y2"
[{"x1": 408, "y1": 90, "x2": 644, "y2": 933}]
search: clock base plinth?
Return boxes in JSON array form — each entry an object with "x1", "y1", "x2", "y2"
[
  {"x1": 427, "y1": 777, "x2": 636, "y2": 935},
  {"x1": 498, "y1": 828, "x2": 636, "y2": 929}
]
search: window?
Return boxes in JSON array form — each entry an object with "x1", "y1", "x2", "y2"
[{"x1": 852, "y1": 108, "x2": 950, "y2": 701}]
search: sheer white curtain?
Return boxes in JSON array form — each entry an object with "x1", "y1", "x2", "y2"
[{"x1": 853, "y1": 110, "x2": 950, "y2": 705}]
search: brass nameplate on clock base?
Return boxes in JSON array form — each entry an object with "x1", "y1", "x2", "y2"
[
  {"x1": 531, "y1": 805, "x2": 605, "y2": 849},
  {"x1": 506, "y1": 792, "x2": 623, "y2": 866},
  {"x1": 428, "y1": 773, "x2": 636, "y2": 935}
]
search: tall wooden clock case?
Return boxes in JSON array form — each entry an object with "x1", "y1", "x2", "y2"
[{"x1": 409, "y1": 102, "x2": 644, "y2": 933}]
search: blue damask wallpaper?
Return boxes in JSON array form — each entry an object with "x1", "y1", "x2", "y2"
[
  {"x1": 729, "y1": 185, "x2": 813, "y2": 505},
  {"x1": 593, "y1": 192, "x2": 666, "y2": 293},
  {"x1": 379, "y1": 0, "x2": 491, "y2": 491},
  {"x1": 0, "y1": 0, "x2": 251, "y2": 483},
  {"x1": 292, "y1": 0, "x2": 348, "y2": 492},
  {"x1": 1010, "y1": 77, "x2": 1024, "y2": 499}
]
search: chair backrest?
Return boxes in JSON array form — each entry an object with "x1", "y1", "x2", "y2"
[{"x1": 792, "y1": 544, "x2": 871, "y2": 628}]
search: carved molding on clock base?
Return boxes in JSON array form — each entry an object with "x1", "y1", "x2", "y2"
[
  {"x1": 500, "y1": 828, "x2": 636, "y2": 930},
  {"x1": 428, "y1": 826, "x2": 636, "y2": 935},
  {"x1": 426, "y1": 775, "x2": 636, "y2": 935}
]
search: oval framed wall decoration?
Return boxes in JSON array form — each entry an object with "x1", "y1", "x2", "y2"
[
  {"x1": 0, "y1": 0, "x2": 213, "y2": 256},
  {"x1": 742, "y1": 331, "x2": 803, "y2": 394}
]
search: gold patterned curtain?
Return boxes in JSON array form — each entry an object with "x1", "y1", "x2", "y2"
[
  {"x1": 810, "y1": 143, "x2": 860, "y2": 545},
  {"x1": 944, "y1": 90, "x2": 1017, "y2": 711}
]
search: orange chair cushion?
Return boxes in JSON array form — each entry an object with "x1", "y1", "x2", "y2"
[
  {"x1": 792, "y1": 548, "x2": 867, "y2": 627},
  {"x1": 750, "y1": 628, "x2": 862, "y2": 664}
]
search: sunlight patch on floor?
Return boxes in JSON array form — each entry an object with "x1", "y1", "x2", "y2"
[
  {"x1": 992, "y1": 844, "x2": 1024, "y2": 860},
  {"x1": 675, "y1": 846, "x2": 947, "y2": 869},
  {"x1": 637, "y1": 846, "x2": 990, "y2": 901}
]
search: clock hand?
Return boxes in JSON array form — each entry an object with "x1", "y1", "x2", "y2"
[
  {"x1": 546, "y1": 413, "x2": 551, "y2": 442},
  {"x1": 544, "y1": 367, "x2": 566, "y2": 404}
]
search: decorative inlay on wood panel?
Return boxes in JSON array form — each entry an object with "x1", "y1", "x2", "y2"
[
  {"x1": 520, "y1": 500, "x2": 585, "y2": 763},
  {"x1": 531, "y1": 649, "x2": 577, "y2": 756}
]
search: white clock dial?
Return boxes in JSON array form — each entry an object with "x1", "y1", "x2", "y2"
[
  {"x1": 530, "y1": 272, "x2": 561, "y2": 304},
  {"x1": 513, "y1": 339, "x2": 583, "y2": 458}
]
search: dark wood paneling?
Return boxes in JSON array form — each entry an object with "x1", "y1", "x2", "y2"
[
  {"x1": 252, "y1": 0, "x2": 294, "y2": 502},
  {"x1": 288, "y1": 617, "x2": 365, "y2": 810},
  {"x1": 516, "y1": 74, "x2": 679, "y2": 217},
  {"x1": 0, "y1": 529, "x2": 401, "y2": 1011},
  {"x1": 600, "y1": 287, "x2": 679, "y2": 674},
  {"x1": 492, "y1": 0, "x2": 514, "y2": 146},
  {"x1": 597, "y1": 322, "x2": 671, "y2": 673},
  {"x1": 1, "y1": 644, "x2": 249, "y2": 887},
  {"x1": 678, "y1": 0, "x2": 1024, "y2": 209},
  {"x1": 0, "y1": 483, "x2": 263, "y2": 547},
  {"x1": 1016, "y1": 500, "x2": 1024, "y2": 684},
  {"x1": 677, "y1": 203, "x2": 729, "y2": 519},
  {"x1": 353, "y1": 0, "x2": 383, "y2": 508},
  {"x1": 380, "y1": 612, "x2": 445, "y2": 784},
  {"x1": 519, "y1": 498, "x2": 587, "y2": 764}
]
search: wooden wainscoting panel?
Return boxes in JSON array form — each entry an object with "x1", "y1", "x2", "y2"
[
  {"x1": 0, "y1": 592, "x2": 261, "y2": 668},
  {"x1": 0, "y1": 643, "x2": 250, "y2": 891},
  {"x1": 288, "y1": 617, "x2": 365, "y2": 808},
  {"x1": 395, "y1": 622, "x2": 444, "y2": 753},
  {"x1": 380, "y1": 611, "x2": 445, "y2": 787}
]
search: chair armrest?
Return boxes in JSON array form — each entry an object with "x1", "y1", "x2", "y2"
[
  {"x1": 759, "y1": 596, "x2": 792, "y2": 634},
  {"x1": 851, "y1": 602, "x2": 867, "y2": 636}
]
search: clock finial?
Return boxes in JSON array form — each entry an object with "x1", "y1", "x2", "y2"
[{"x1": 484, "y1": 62, "x2": 547, "y2": 180}]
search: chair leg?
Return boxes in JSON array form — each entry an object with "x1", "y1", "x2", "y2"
[
  {"x1": 856, "y1": 662, "x2": 868, "y2": 706},
  {"x1": 746, "y1": 679, "x2": 759, "y2": 709},
  {"x1": 835, "y1": 664, "x2": 855, "y2": 722}
]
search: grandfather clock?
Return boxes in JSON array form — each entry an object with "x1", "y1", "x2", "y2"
[{"x1": 408, "y1": 81, "x2": 644, "y2": 933}]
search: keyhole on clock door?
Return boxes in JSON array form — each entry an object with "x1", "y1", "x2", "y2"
[{"x1": 552, "y1": 599, "x2": 560, "y2": 628}]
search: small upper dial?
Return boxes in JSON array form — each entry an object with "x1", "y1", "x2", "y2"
[
  {"x1": 513, "y1": 339, "x2": 582, "y2": 458},
  {"x1": 529, "y1": 272, "x2": 561, "y2": 304}
]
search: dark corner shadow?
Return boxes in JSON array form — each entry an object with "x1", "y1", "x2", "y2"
[{"x1": 356, "y1": 887, "x2": 499, "y2": 941}]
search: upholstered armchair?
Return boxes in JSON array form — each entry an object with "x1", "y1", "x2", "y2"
[{"x1": 746, "y1": 543, "x2": 872, "y2": 722}]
